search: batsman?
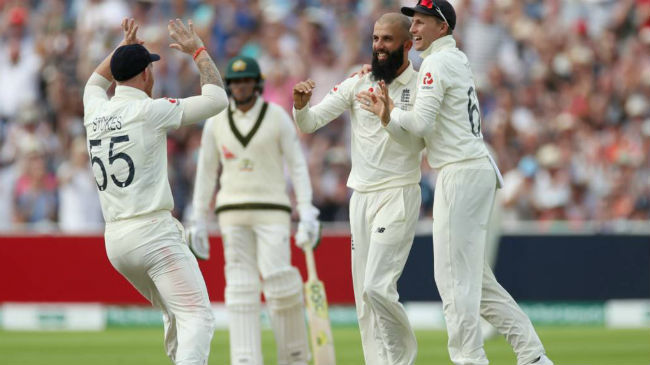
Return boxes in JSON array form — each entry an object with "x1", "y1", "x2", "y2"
[{"x1": 188, "y1": 56, "x2": 319, "y2": 365}]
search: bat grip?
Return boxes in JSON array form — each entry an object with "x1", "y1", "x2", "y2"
[{"x1": 304, "y1": 245, "x2": 318, "y2": 281}]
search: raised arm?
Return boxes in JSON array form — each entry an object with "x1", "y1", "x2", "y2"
[
  {"x1": 92, "y1": 18, "x2": 143, "y2": 83},
  {"x1": 167, "y1": 19, "x2": 228, "y2": 125},
  {"x1": 83, "y1": 18, "x2": 142, "y2": 110},
  {"x1": 292, "y1": 77, "x2": 356, "y2": 133}
]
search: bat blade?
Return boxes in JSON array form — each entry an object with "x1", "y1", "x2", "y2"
[{"x1": 304, "y1": 277, "x2": 336, "y2": 364}]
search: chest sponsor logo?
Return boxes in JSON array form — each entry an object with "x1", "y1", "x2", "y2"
[
  {"x1": 239, "y1": 158, "x2": 254, "y2": 171},
  {"x1": 222, "y1": 145, "x2": 235, "y2": 160}
]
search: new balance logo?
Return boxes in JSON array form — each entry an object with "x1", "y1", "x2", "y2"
[{"x1": 376, "y1": 227, "x2": 386, "y2": 233}]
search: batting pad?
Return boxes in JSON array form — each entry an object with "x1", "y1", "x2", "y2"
[
  {"x1": 263, "y1": 268, "x2": 309, "y2": 365},
  {"x1": 224, "y1": 262, "x2": 263, "y2": 365}
]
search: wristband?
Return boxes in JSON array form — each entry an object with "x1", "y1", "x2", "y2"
[{"x1": 193, "y1": 46, "x2": 206, "y2": 60}]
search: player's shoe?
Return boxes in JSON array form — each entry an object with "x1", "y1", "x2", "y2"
[{"x1": 530, "y1": 354, "x2": 553, "y2": 365}]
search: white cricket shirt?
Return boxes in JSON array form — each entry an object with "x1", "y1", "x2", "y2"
[
  {"x1": 192, "y1": 98, "x2": 314, "y2": 221},
  {"x1": 293, "y1": 62, "x2": 424, "y2": 193},
  {"x1": 388, "y1": 36, "x2": 491, "y2": 169},
  {"x1": 83, "y1": 74, "x2": 201, "y2": 222}
]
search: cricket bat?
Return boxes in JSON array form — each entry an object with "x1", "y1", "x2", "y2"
[{"x1": 303, "y1": 244, "x2": 336, "y2": 365}]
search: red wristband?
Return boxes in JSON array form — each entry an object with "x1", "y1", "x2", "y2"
[{"x1": 193, "y1": 46, "x2": 206, "y2": 60}]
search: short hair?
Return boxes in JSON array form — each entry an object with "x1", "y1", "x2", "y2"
[{"x1": 376, "y1": 13, "x2": 412, "y2": 41}]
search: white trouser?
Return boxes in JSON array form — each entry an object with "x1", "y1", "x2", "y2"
[
  {"x1": 104, "y1": 210, "x2": 215, "y2": 365},
  {"x1": 220, "y1": 223, "x2": 309, "y2": 365},
  {"x1": 433, "y1": 157, "x2": 545, "y2": 365},
  {"x1": 349, "y1": 184, "x2": 420, "y2": 365}
]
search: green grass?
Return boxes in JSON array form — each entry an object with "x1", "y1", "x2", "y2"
[{"x1": 0, "y1": 326, "x2": 648, "y2": 365}]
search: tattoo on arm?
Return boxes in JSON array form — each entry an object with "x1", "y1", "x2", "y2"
[{"x1": 196, "y1": 56, "x2": 224, "y2": 88}]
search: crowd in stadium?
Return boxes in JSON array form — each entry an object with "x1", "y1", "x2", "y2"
[{"x1": 0, "y1": 0, "x2": 649, "y2": 231}]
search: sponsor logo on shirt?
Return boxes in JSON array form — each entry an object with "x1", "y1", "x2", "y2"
[
  {"x1": 222, "y1": 145, "x2": 235, "y2": 159},
  {"x1": 421, "y1": 72, "x2": 435, "y2": 90},
  {"x1": 239, "y1": 158, "x2": 254, "y2": 171},
  {"x1": 164, "y1": 97, "x2": 180, "y2": 106},
  {"x1": 423, "y1": 72, "x2": 434, "y2": 85}
]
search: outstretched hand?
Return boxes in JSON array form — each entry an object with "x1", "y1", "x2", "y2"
[
  {"x1": 120, "y1": 18, "x2": 143, "y2": 46},
  {"x1": 168, "y1": 19, "x2": 204, "y2": 55},
  {"x1": 356, "y1": 80, "x2": 393, "y2": 126}
]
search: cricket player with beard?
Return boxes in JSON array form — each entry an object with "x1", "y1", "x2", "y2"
[
  {"x1": 357, "y1": 1, "x2": 553, "y2": 365},
  {"x1": 293, "y1": 13, "x2": 424, "y2": 365},
  {"x1": 83, "y1": 19, "x2": 228, "y2": 365},
  {"x1": 187, "y1": 55, "x2": 318, "y2": 365}
]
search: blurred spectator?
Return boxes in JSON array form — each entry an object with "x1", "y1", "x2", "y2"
[
  {"x1": 57, "y1": 137, "x2": 103, "y2": 232},
  {"x1": 13, "y1": 139, "x2": 58, "y2": 229},
  {"x1": 0, "y1": 6, "x2": 41, "y2": 122}
]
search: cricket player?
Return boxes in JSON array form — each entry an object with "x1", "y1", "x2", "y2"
[
  {"x1": 293, "y1": 13, "x2": 424, "y2": 365},
  {"x1": 357, "y1": 1, "x2": 553, "y2": 365},
  {"x1": 82, "y1": 18, "x2": 228, "y2": 365},
  {"x1": 187, "y1": 56, "x2": 318, "y2": 365}
]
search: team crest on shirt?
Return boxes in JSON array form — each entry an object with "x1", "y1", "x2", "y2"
[
  {"x1": 222, "y1": 145, "x2": 235, "y2": 159},
  {"x1": 239, "y1": 158, "x2": 254, "y2": 171},
  {"x1": 401, "y1": 89, "x2": 410, "y2": 103}
]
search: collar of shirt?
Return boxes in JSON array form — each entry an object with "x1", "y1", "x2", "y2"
[
  {"x1": 392, "y1": 61, "x2": 416, "y2": 86},
  {"x1": 114, "y1": 85, "x2": 149, "y2": 100},
  {"x1": 230, "y1": 96, "x2": 264, "y2": 118},
  {"x1": 420, "y1": 35, "x2": 456, "y2": 59}
]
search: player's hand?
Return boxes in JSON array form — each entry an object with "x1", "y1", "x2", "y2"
[
  {"x1": 168, "y1": 19, "x2": 204, "y2": 55},
  {"x1": 356, "y1": 80, "x2": 393, "y2": 126},
  {"x1": 348, "y1": 63, "x2": 372, "y2": 78},
  {"x1": 119, "y1": 18, "x2": 144, "y2": 46},
  {"x1": 187, "y1": 220, "x2": 210, "y2": 260},
  {"x1": 293, "y1": 79, "x2": 315, "y2": 110},
  {"x1": 295, "y1": 220, "x2": 322, "y2": 250}
]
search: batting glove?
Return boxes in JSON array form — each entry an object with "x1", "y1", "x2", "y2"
[
  {"x1": 187, "y1": 220, "x2": 210, "y2": 260},
  {"x1": 295, "y1": 219, "x2": 322, "y2": 250}
]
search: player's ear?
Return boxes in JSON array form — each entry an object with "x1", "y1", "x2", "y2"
[{"x1": 404, "y1": 39, "x2": 413, "y2": 52}]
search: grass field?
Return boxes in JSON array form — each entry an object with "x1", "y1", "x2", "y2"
[{"x1": 1, "y1": 326, "x2": 648, "y2": 365}]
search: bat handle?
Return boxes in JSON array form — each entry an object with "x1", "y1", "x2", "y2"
[{"x1": 304, "y1": 244, "x2": 318, "y2": 282}]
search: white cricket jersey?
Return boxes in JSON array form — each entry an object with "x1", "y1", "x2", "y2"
[
  {"x1": 83, "y1": 74, "x2": 185, "y2": 222},
  {"x1": 192, "y1": 98, "x2": 313, "y2": 219},
  {"x1": 293, "y1": 62, "x2": 424, "y2": 193},
  {"x1": 389, "y1": 36, "x2": 491, "y2": 169}
]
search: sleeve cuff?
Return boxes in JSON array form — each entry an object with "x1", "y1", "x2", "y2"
[
  {"x1": 292, "y1": 104, "x2": 310, "y2": 118},
  {"x1": 384, "y1": 108, "x2": 405, "y2": 134}
]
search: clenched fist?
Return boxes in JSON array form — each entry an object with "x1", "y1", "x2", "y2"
[{"x1": 293, "y1": 79, "x2": 316, "y2": 110}]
